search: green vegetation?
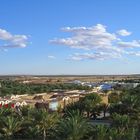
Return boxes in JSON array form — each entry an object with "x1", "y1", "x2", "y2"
[
  {"x1": 0, "y1": 81, "x2": 140, "y2": 139},
  {"x1": 0, "y1": 80, "x2": 91, "y2": 96}
]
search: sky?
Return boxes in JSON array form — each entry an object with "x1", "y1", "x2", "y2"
[{"x1": 0, "y1": 0, "x2": 140, "y2": 75}]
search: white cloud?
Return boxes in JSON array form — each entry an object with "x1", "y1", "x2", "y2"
[
  {"x1": 50, "y1": 24, "x2": 118, "y2": 51},
  {"x1": 117, "y1": 29, "x2": 131, "y2": 36},
  {"x1": 125, "y1": 51, "x2": 140, "y2": 56},
  {"x1": 50, "y1": 24, "x2": 140, "y2": 60},
  {"x1": 0, "y1": 28, "x2": 28, "y2": 49},
  {"x1": 48, "y1": 55, "x2": 56, "y2": 59},
  {"x1": 117, "y1": 40, "x2": 140, "y2": 48},
  {"x1": 69, "y1": 52, "x2": 122, "y2": 61}
]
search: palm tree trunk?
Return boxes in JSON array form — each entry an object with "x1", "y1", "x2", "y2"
[
  {"x1": 43, "y1": 129, "x2": 46, "y2": 140},
  {"x1": 64, "y1": 100, "x2": 66, "y2": 109},
  {"x1": 103, "y1": 111, "x2": 106, "y2": 118},
  {"x1": 87, "y1": 111, "x2": 90, "y2": 118}
]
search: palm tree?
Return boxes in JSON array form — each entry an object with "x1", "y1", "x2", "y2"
[
  {"x1": 122, "y1": 95, "x2": 139, "y2": 114},
  {"x1": 23, "y1": 125, "x2": 40, "y2": 139},
  {"x1": 55, "y1": 110, "x2": 90, "y2": 140},
  {"x1": 0, "y1": 116, "x2": 22, "y2": 139},
  {"x1": 109, "y1": 113, "x2": 137, "y2": 140},
  {"x1": 111, "y1": 113, "x2": 130, "y2": 129},
  {"x1": 64, "y1": 101, "x2": 85, "y2": 117},
  {"x1": 33, "y1": 109, "x2": 59, "y2": 140},
  {"x1": 87, "y1": 125, "x2": 109, "y2": 140},
  {"x1": 20, "y1": 109, "x2": 40, "y2": 140},
  {"x1": 81, "y1": 93, "x2": 101, "y2": 118},
  {"x1": 108, "y1": 127, "x2": 136, "y2": 140}
]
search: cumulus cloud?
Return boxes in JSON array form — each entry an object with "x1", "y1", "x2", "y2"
[
  {"x1": 50, "y1": 24, "x2": 118, "y2": 51},
  {"x1": 117, "y1": 29, "x2": 131, "y2": 36},
  {"x1": 0, "y1": 28, "x2": 28, "y2": 49},
  {"x1": 50, "y1": 24, "x2": 140, "y2": 60},
  {"x1": 48, "y1": 55, "x2": 56, "y2": 59}
]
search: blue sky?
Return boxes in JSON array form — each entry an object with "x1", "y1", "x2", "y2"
[{"x1": 0, "y1": 0, "x2": 140, "y2": 75}]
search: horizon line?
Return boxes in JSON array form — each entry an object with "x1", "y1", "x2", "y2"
[{"x1": 0, "y1": 74, "x2": 140, "y2": 77}]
